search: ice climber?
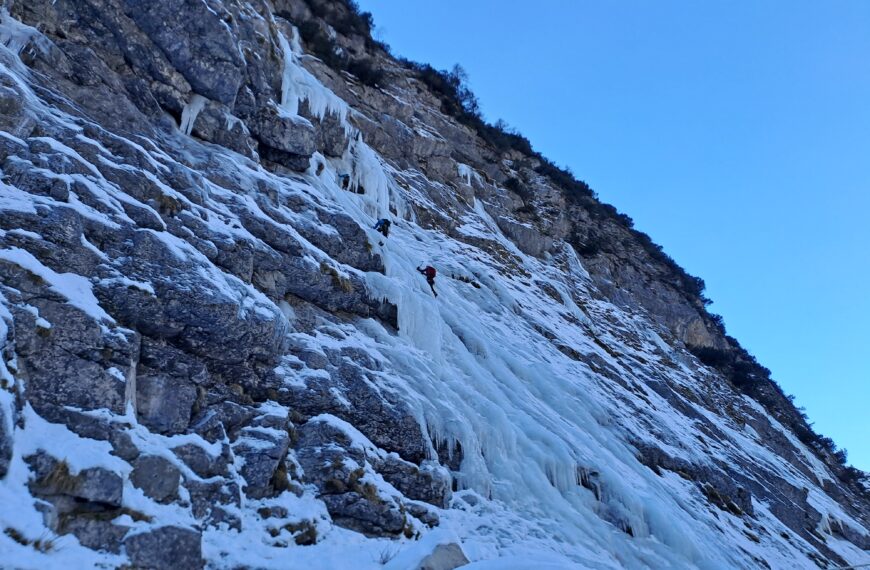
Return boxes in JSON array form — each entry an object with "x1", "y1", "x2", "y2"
[
  {"x1": 373, "y1": 218, "x2": 391, "y2": 238},
  {"x1": 417, "y1": 265, "x2": 438, "y2": 297}
]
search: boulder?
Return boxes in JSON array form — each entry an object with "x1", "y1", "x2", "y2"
[
  {"x1": 378, "y1": 457, "x2": 451, "y2": 509},
  {"x1": 187, "y1": 100, "x2": 259, "y2": 159},
  {"x1": 27, "y1": 452, "x2": 124, "y2": 507},
  {"x1": 135, "y1": 373, "x2": 197, "y2": 435},
  {"x1": 321, "y1": 491, "x2": 407, "y2": 536},
  {"x1": 233, "y1": 426, "x2": 291, "y2": 499},
  {"x1": 130, "y1": 455, "x2": 181, "y2": 503},
  {"x1": 124, "y1": 526, "x2": 204, "y2": 570},
  {"x1": 186, "y1": 479, "x2": 241, "y2": 529},
  {"x1": 172, "y1": 442, "x2": 230, "y2": 478},
  {"x1": 62, "y1": 518, "x2": 129, "y2": 554}
]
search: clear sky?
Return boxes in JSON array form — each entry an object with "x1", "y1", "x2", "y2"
[{"x1": 357, "y1": 0, "x2": 870, "y2": 471}]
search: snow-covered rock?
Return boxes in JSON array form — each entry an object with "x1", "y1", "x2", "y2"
[{"x1": 0, "y1": 1, "x2": 867, "y2": 569}]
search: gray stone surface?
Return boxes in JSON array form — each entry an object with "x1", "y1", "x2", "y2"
[
  {"x1": 378, "y1": 457, "x2": 451, "y2": 509},
  {"x1": 172, "y1": 442, "x2": 229, "y2": 478},
  {"x1": 321, "y1": 491, "x2": 407, "y2": 537},
  {"x1": 186, "y1": 479, "x2": 241, "y2": 530},
  {"x1": 233, "y1": 425, "x2": 291, "y2": 499},
  {"x1": 0, "y1": 0, "x2": 867, "y2": 566},
  {"x1": 279, "y1": 357, "x2": 426, "y2": 464},
  {"x1": 125, "y1": 526, "x2": 204, "y2": 570},
  {"x1": 135, "y1": 373, "x2": 197, "y2": 435},
  {"x1": 294, "y1": 418, "x2": 436, "y2": 537},
  {"x1": 36, "y1": 405, "x2": 139, "y2": 461},
  {"x1": 188, "y1": 101, "x2": 259, "y2": 159},
  {"x1": 191, "y1": 401, "x2": 257, "y2": 442},
  {"x1": 120, "y1": 0, "x2": 243, "y2": 105},
  {"x1": 0, "y1": 284, "x2": 137, "y2": 416},
  {"x1": 0, "y1": 83, "x2": 36, "y2": 137},
  {"x1": 248, "y1": 104, "x2": 317, "y2": 157},
  {"x1": 62, "y1": 518, "x2": 129, "y2": 554},
  {"x1": 303, "y1": 102, "x2": 348, "y2": 157},
  {"x1": 130, "y1": 455, "x2": 181, "y2": 503},
  {"x1": 95, "y1": 229, "x2": 290, "y2": 371},
  {"x1": 27, "y1": 452, "x2": 123, "y2": 507}
]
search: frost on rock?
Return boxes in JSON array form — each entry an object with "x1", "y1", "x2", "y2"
[{"x1": 0, "y1": 2, "x2": 867, "y2": 570}]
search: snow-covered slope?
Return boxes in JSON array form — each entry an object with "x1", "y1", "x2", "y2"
[{"x1": 0, "y1": 1, "x2": 867, "y2": 569}]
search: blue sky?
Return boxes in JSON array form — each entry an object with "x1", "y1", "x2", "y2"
[{"x1": 357, "y1": 0, "x2": 870, "y2": 470}]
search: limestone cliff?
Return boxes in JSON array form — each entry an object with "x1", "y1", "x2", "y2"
[{"x1": 0, "y1": 1, "x2": 867, "y2": 568}]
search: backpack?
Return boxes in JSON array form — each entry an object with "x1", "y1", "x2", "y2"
[{"x1": 425, "y1": 266, "x2": 436, "y2": 279}]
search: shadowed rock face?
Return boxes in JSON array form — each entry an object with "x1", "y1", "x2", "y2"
[
  {"x1": 0, "y1": 0, "x2": 867, "y2": 568},
  {"x1": 0, "y1": 280, "x2": 138, "y2": 415},
  {"x1": 120, "y1": 0, "x2": 245, "y2": 106},
  {"x1": 0, "y1": 410, "x2": 11, "y2": 478}
]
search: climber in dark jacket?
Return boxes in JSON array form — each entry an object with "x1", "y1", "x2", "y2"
[
  {"x1": 417, "y1": 265, "x2": 437, "y2": 297},
  {"x1": 373, "y1": 218, "x2": 391, "y2": 238}
]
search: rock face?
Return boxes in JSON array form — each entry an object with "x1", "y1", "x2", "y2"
[
  {"x1": 294, "y1": 416, "x2": 444, "y2": 536},
  {"x1": 121, "y1": 0, "x2": 245, "y2": 106},
  {"x1": 248, "y1": 104, "x2": 317, "y2": 163},
  {"x1": 0, "y1": 398, "x2": 13, "y2": 479},
  {"x1": 0, "y1": 1, "x2": 867, "y2": 569},
  {"x1": 0, "y1": 281, "x2": 137, "y2": 415},
  {"x1": 234, "y1": 422, "x2": 291, "y2": 500}
]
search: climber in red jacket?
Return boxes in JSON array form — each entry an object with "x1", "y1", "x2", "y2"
[{"x1": 417, "y1": 265, "x2": 438, "y2": 297}]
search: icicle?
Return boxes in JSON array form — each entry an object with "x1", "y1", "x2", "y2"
[
  {"x1": 123, "y1": 353, "x2": 137, "y2": 417},
  {"x1": 179, "y1": 94, "x2": 207, "y2": 136},
  {"x1": 348, "y1": 136, "x2": 393, "y2": 219},
  {"x1": 277, "y1": 30, "x2": 350, "y2": 130},
  {"x1": 457, "y1": 163, "x2": 473, "y2": 185},
  {"x1": 288, "y1": 24, "x2": 303, "y2": 56},
  {"x1": 277, "y1": 31, "x2": 300, "y2": 116}
]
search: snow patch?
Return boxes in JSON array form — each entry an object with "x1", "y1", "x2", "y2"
[{"x1": 0, "y1": 247, "x2": 113, "y2": 324}]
